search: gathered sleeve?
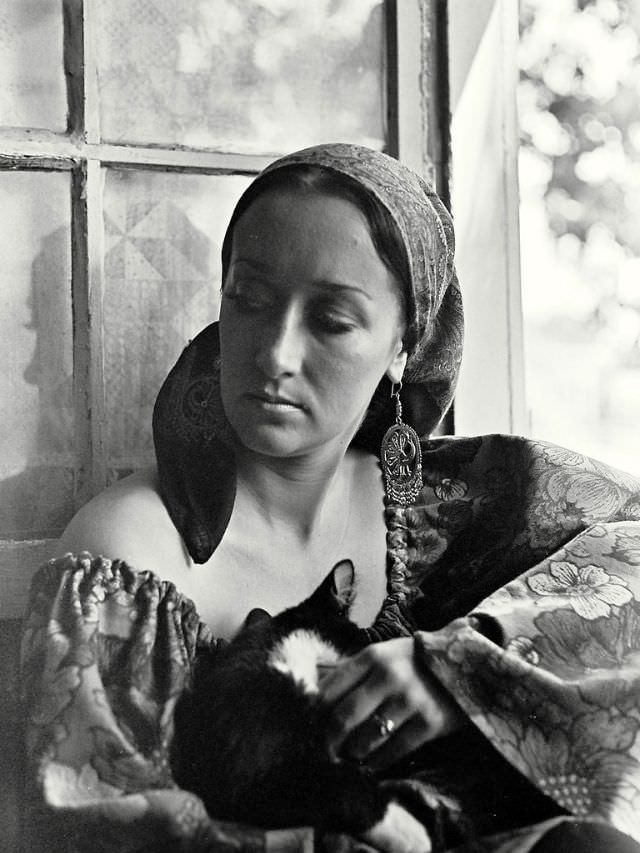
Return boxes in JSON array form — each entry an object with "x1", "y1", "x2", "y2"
[
  {"x1": 19, "y1": 553, "x2": 313, "y2": 853},
  {"x1": 406, "y1": 437, "x2": 640, "y2": 845}
]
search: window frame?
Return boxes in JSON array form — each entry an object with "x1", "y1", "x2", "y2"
[
  {"x1": 0, "y1": 0, "x2": 448, "y2": 617},
  {"x1": 447, "y1": 0, "x2": 527, "y2": 437}
]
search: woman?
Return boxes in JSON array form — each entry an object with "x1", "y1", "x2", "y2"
[{"x1": 21, "y1": 144, "x2": 640, "y2": 852}]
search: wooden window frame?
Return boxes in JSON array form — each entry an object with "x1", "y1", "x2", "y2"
[
  {"x1": 1, "y1": 0, "x2": 447, "y2": 618},
  {"x1": 447, "y1": 0, "x2": 527, "y2": 436}
]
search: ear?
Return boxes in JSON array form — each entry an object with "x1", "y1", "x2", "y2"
[
  {"x1": 385, "y1": 345, "x2": 408, "y2": 386},
  {"x1": 329, "y1": 559, "x2": 356, "y2": 612},
  {"x1": 308, "y1": 560, "x2": 355, "y2": 615},
  {"x1": 243, "y1": 607, "x2": 272, "y2": 629}
]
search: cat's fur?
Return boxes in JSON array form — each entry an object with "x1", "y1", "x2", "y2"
[{"x1": 171, "y1": 561, "x2": 432, "y2": 851}]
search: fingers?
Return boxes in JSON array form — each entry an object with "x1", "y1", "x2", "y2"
[
  {"x1": 319, "y1": 650, "x2": 373, "y2": 704},
  {"x1": 340, "y1": 698, "x2": 413, "y2": 762},
  {"x1": 324, "y1": 669, "x2": 383, "y2": 758},
  {"x1": 321, "y1": 638, "x2": 465, "y2": 767},
  {"x1": 367, "y1": 715, "x2": 432, "y2": 772},
  {"x1": 321, "y1": 638, "x2": 415, "y2": 705},
  {"x1": 322, "y1": 640, "x2": 420, "y2": 760}
]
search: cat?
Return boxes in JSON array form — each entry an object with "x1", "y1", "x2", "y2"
[{"x1": 171, "y1": 559, "x2": 432, "y2": 853}]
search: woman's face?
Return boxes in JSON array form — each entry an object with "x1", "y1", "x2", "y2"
[{"x1": 219, "y1": 188, "x2": 407, "y2": 461}]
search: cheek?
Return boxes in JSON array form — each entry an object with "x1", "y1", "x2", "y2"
[
  {"x1": 219, "y1": 307, "x2": 254, "y2": 366},
  {"x1": 219, "y1": 317, "x2": 252, "y2": 411},
  {"x1": 315, "y1": 344, "x2": 389, "y2": 410}
]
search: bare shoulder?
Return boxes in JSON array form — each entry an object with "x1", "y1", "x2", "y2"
[{"x1": 56, "y1": 467, "x2": 189, "y2": 573}]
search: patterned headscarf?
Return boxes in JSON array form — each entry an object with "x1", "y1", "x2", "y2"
[{"x1": 153, "y1": 143, "x2": 464, "y2": 562}]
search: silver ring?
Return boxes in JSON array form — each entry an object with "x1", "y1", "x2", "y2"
[{"x1": 373, "y1": 713, "x2": 396, "y2": 738}]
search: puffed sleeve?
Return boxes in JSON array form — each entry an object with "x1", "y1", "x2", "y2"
[{"x1": 20, "y1": 553, "x2": 313, "y2": 853}]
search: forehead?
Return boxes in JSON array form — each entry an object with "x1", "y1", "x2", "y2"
[
  {"x1": 231, "y1": 188, "x2": 377, "y2": 263},
  {"x1": 227, "y1": 187, "x2": 406, "y2": 318}
]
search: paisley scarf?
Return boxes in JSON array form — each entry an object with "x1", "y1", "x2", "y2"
[{"x1": 152, "y1": 143, "x2": 464, "y2": 563}]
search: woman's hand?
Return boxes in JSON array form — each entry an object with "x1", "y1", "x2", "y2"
[{"x1": 319, "y1": 637, "x2": 466, "y2": 771}]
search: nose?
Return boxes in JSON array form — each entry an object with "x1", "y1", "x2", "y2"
[{"x1": 255, "y1": 305, "x2": 305, "y2": 379}]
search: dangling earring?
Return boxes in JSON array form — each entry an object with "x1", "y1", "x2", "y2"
[{"x1": 380, "y1": 381, "x2": 423, "y2": 505}]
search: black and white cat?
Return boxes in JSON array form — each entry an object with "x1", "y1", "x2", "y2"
[{"x1": 171, "y1": 560, "x2": 432, "y2": 852}]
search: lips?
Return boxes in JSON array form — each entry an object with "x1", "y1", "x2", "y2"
[{"x1": 246, "y1": 390, "x2": 308, "y2": 411}]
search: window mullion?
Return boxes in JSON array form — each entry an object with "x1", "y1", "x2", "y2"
[
  {"x1": 63, "y1": 0, "x2": 84, "y2": 138},
  {"x1": 71, "y1": 160, "x2": 107, "y2": 508},
  {"x1": 384, "y1": 0, "x2": 399, "y2": 158},
  {"x1": 395, "y1": 0, "x2": 434, "y2": 182},
  {"x1": 65, "y1": 0, "x2": 101, "y2": 507},
  {"x1": 94, "y1": 145, "x2": 271, "y2": 173},
  {"x1": 81, "y1": 0, "x2": 100, "y2": 144},
  {"x1": 423, "y1": 0, "x2": 451, "y2": 204},
  {"x1": 0, "y1": 131, "x2": 271, "y2": 173}
]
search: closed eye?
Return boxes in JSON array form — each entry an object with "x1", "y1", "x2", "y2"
[
  {"x1": 311, "y1": 311, "x2": 356, "y2": 334},
  {"x1": 223, "y1": 280, "x2": 273, "y2": 313},
  {"x1": 309, "y1": 297, "x2": 363, "y2": 334}
]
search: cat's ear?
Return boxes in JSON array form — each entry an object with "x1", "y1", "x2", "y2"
[
  {"x1": 329, "y1": 559, "x2": 356, "y2": 612},
  {"x1": 308, "y1": 560, "x2": 355, "y2": 615},
  {"x1": 243, "y1": 608, "x2": 272, "y2": 629}
]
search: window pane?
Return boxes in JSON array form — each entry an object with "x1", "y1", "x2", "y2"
[
  {"x1": 0, "y1": 0, "x2": 66, "y2": 130},
  {"x1": 103, "y1": 168, "x2": 251, "y2": 480},
  {"x1": 0, "y1": 172, "x2": 73, "y2": 538},
  {"x1": 519, "y1": 0, "x2": 640, "y2": 476},
  {"x1": 96, "y1": 0, "x2": 385, "y2": 153}
]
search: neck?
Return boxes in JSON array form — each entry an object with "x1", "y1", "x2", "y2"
[{"x1": 233, "y1": 444, "x2": 352, "y2": 545}]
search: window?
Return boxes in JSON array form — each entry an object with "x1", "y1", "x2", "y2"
[
  {"x1": 1, "y1": 0, "x2": 447, "y2": 617},
  {"x1": 447, "y1": 0, "x2": 527, "y2": 437},
  {"x1": 519, "y1": 0, "x2": 640, "y2": 476},
  {"x1": 448, "y1": 0, "x2": 639, "y2": 478}
]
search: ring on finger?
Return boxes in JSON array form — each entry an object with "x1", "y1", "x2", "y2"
[{"x1": 372, "y1": 712, "x2": 396, "y2": 739}]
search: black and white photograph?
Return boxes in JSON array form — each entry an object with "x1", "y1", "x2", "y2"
[{"x1": 1, "y1": 2, "x2": 639, "y2": 851}]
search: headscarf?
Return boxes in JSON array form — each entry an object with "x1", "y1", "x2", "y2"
[{"x1": 153, "y1": 143, "x2": 464, "y2": 562}]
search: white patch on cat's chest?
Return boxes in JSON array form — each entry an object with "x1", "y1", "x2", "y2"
[{"x1": 268, "y1": 629, "x2": 342, "y2": 694}]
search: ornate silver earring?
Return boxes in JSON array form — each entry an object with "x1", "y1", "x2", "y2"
[{"x1": 380, "y1": 381, "x2": 423, "y2": 505}]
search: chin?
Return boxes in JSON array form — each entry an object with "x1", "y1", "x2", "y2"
[{"x1": 231, "y1": 422, "x2": 310, "y2": 459}]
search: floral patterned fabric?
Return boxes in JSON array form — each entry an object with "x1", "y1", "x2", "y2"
[{"x1": 20, "y1": 434, "x2": 640, "y2": 852}]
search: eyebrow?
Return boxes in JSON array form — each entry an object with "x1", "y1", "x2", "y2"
[
  {"x1": 231, "y1": 257, "x2": 271, "y2": 274},
  {"x1": 231, "y1": 258, "x2": 372, "y2": 301},
  {"x1": 314, "y1": 280, "x2": 372, "y2": 301}
]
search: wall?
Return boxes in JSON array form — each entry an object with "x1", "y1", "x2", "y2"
[{"x1": 448, "y1": 0, "x2": 527, "y2": 436}]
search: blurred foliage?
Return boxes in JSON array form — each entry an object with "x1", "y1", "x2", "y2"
[
  {"x1": 519, "y1": 0, "x2": 640, "y2": 361},
  {"x1": 520, "y1": 0, "x2": 640, "y2": 248},
  {"x1": 518, "y1": 0, "x2": 639, "y2": 472}
]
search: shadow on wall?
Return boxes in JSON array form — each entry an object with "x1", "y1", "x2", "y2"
[
  {"x1": 0, "y1": 226, "x2": 74, "y2": 541},
  {"x1": 1, "y1": 200, "x2": 216, "y2": 542}
]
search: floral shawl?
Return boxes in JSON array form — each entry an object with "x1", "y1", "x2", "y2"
[{"x1": 20, "y1": 434, "x2": 640, "y2": 852}]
